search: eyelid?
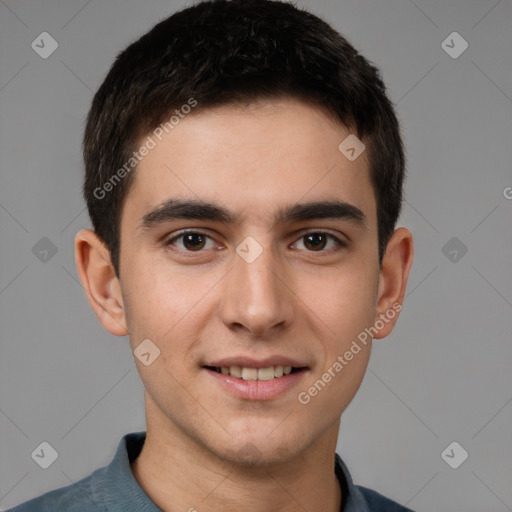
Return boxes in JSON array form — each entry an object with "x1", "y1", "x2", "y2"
[
  {"x1": 294, "y1": 228, "x2": 348, "y2": 241},
  {"x1": 163, "y1": 229, "x2": 220, "y2": 252},
  {"x1": 164, "y1": 228, "x2": 348, "y2": 255},
  {"x1": 290, "y1": 229, "x2": 348, "y2": 250}
]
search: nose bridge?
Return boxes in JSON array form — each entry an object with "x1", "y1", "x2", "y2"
[
  {"x1": 240, "y1": 247, "x2": 279, "y2": 302},
  {"x1": 221, "y1": 236, "x2": 292, "y2": 334}
]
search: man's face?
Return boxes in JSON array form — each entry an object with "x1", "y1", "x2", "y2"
[{"x1": 118, "y1": 98, "x2": 382, "y2": 465}]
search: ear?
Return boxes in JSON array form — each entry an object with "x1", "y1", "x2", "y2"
[
  {"x1": 373, "y1": 227, "x2": 414, "y2": 339},
  {"x1": 74, "y1": 229, "x2": 129, "y2": 336}
]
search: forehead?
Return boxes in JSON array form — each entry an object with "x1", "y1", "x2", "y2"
[{"x1": 122, "y1": 98, "x2": 376, "y2": 229}]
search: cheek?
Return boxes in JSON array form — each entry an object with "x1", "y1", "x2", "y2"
[
  {"x1": 121, "y1": 256, "x2": 219, "y2": 355},
  {"x1": 301, "y1": 263, "x2": 379, "y2": 345}
]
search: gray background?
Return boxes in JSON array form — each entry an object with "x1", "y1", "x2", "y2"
[{"x1": 0, "y1": 0, "x2": 511, "y2": 510}]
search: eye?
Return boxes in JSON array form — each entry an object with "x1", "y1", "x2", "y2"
[
  {"x1": 165, "y1": 231, "x2": 217, "y2": 252},
  {"x1": 292, "y1": 232, "x2": 346, "y2": 252},
  {"x1": 163, "y1": 230, "x2": 346, "y2": 256}
]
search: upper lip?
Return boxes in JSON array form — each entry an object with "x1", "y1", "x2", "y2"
[{"x1": 204, "y1": 356, "x2": 308, "y2": 369}]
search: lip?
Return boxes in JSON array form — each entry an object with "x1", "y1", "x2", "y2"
[
  {"x1": 204, "y1": 355, "x2": 308, "y2": 369},
  {"x1": 203, "y1": 366, "x2": 308, "y2": 401}
]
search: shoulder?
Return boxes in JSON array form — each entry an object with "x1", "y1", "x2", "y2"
[
  {"x1": 335, "y1": 453, "x2": 414, "y2": 512},
  {"x1": 5, "y1": 432, "x2": 148, "y2": 512},
  {"x1": 5, "y1": 468, "x2": 105, "y2": 512},
  {"x1": 356, "y1": 485, "x2": 415, "y2": 512}
]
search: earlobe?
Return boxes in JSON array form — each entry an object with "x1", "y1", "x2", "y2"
[
  {"x1": 74, "y1": 229, "x2": 129, "y2": 336},
  {"x1": 373, "y1": 227, "x2": 414, "y2": 339}
]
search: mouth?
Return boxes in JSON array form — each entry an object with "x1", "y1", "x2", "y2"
[
  {"x1": 202, "y1": 360, "x2": 309, "y2": 401},
  {"x1": 204, "y1": 365, "x2": 307, "y2": 381}
]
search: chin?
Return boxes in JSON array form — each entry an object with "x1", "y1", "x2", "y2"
[{"x1": 206, "y1": 430, "x2": 313, "y2": 469}]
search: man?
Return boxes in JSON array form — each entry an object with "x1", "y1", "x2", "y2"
[{"x1": 9, "y1": 0, "x2": 414, "y2": 510}]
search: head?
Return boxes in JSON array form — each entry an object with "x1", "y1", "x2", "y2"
[{"x1": 76, "y1": 0, "x2": 413, "y2": 467}]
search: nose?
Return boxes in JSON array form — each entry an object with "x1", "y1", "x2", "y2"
[{"x1": 219, "y1": 241, "x2": 294, "y2": 337}]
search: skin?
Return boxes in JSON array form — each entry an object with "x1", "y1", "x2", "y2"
[{"x1": 75, "y1": 97, "x2": 413, "y2": 512}]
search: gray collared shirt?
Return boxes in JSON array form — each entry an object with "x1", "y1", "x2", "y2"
[{"x1": 7, "y1": 432, "x2": 414, "y2": 511}]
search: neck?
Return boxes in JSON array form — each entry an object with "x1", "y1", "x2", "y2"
[{"x1": 131, "y1": 401, "x2": 342, "y2": 512}]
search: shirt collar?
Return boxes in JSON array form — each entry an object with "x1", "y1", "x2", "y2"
[
  {"x1": 335, "y1": 453, "x2": 372, "y2": 511},
  {"x1": 97, "y1": 431, "x2": 370, "y2": 512},
  {"x1": 93, "y1": 431, "x2": 160, "y2": 511}
]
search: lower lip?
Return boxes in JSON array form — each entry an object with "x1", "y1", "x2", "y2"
[{"x1": 204, "y1": 368, "x2": 307, "y2": 401}]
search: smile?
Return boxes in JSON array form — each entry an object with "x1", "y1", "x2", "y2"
[
  {"x1": 203, "y1": 364, "x2": 308, "y2": 400},
  {"x1": 205, "y1": 365, "x2": 302, "y2": 381}
]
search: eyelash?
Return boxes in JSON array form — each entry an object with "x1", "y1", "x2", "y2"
[{"x1": 163, "y1": 229, "x2": 347, "y2": 256}]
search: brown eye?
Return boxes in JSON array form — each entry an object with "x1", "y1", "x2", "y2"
[
  {"x1": 182, "y1": 233, "x2": 206, "y2": 251},
  {"x1": 304, "y1": 233, "x2": 328, "y2": 251},
  {"x1": 293, "y1": 232, "x2": 345, "y2": 252},
  {"x1": 165, "y1": 231, "x2": 216, "y2": 252}
]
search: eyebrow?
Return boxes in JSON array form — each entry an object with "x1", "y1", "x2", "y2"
[{"x1": 138, "y1": 198, "x2": 367, "y2": 231}]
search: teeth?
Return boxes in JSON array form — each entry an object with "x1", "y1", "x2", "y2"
[
  {"x1": 241, "y1": 368, "x2": 258, "y2": 380},
  {"x1": 214, "y1": 365, "x2": 299, "y2": 380},
  {"x1": 257, "y1": 367, "x2": 275, "y2": 381},
  {"x1": 230, "y1": 366, "x2": 242, "y2": 378}
]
